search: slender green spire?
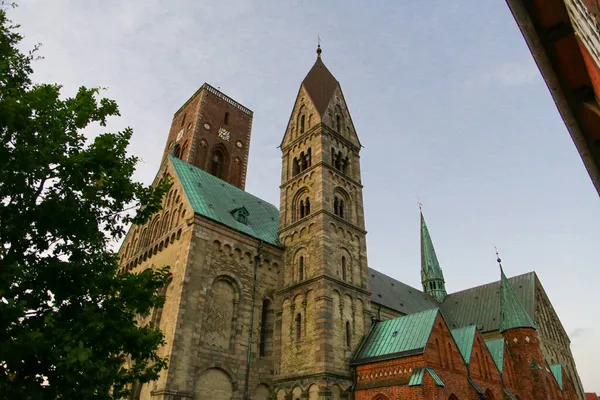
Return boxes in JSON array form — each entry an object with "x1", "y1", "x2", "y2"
[
  {"x1": 497, "y1": 250, "x2": 535, "y2": 332},
  {"x1": 420, "y1": 208, "x2": 447, "y2": 303}
]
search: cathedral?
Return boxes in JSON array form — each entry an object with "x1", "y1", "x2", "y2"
[{"x1": 118, "y1": 47, "x2": 587, "y2": 400}]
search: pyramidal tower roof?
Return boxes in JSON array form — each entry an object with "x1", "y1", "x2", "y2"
[
  {"x1": 420, "y1": 210, "x2": 447, "y2": 303},
  {"x1": 301, "y1": 45, "x2": 339, "y2": 116},
  {"x1": 498, "y1": 255, "x2": 536, "y2": 332}
]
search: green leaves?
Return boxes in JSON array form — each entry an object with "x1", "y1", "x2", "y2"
[{"x1": 0, "y1": 8, "x2": 170, "y2": 399}]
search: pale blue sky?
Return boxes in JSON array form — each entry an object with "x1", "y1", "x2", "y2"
[{"x1": 10, "y1": 0, "x2": 600, "y2": 392}]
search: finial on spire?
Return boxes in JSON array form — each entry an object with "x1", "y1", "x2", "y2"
[
  {"x1": 495, "y1": 246, "x2": 504, "y2": 272},
  {"x1": 418, "y1": 198, "x2": 423, "y2": 212},
  {"x1": 317, "y1": 34, "x2": 322, "y2": 57}
]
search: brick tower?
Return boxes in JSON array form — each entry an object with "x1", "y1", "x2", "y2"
[
  {"x1": 498, "y1": 258, "x2": 564, "y2": 399},
  {"x1": 161, "y1": 83, "x2": 253, "y2": 189},
  {"x1": 273, "y1": 46, "x2": 372, "y2": 400}
]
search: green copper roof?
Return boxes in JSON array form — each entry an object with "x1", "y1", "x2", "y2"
[
  {"x1": 503, "y1": 388, "x2": 518, "y2": 400},
  {"x1": 169, "y1": 155, "x2": 281, "y2": 247},
  {"x1": 420, "y1": 211, "x2": 446, "y2": 303},
  {"x1": 550, "y1": 364, "x2": 564, "y2": 390},
  {"x1": 500, "y1": 267, "x2": 536, "y2": 332},
  {"x1": 352, "y1": 308, "x2": 439, "y2": 365},
  {"x1": 469, "y1": 377, "x2": 484, "y2": 395},
  {"x1": 484, "y1": 338, "x2": 505, "y2": 373},
  {"x1": 408, "y1": 367, "x2": 444, "y2": 387},
  {"x1": 441, "y1": 272, "x2": 536, "y2": 333},
  {"x1": 450, "y1": 325, "x2": 476, "y2": 365}
]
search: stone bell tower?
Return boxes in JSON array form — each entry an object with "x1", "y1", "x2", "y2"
[{"x1": 273, "y1": 46, "x2": 372, "y2": 400}]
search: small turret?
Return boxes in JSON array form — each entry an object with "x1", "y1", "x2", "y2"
[
  {"x1": 497, "y1": 251, "x2": 535, "y2": 332},
  {"x1": 420, "y1": 209, "x2": 447, "y2": 303}
]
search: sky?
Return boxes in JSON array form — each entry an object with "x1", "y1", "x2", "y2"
[{"x1": 8, "y1": 0, "x2": 600, "y2": 393}]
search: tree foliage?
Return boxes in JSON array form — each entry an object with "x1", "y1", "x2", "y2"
[{"x1": 0, "y1": 7, "x2": 171, "y2": 399}]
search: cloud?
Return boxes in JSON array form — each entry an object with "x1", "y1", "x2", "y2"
[
  {"x1": 569, "y1": 327, "x2": 592, "y2": 340},
  {"x1": 465, "y1": 60, "x2": 539, "y2": 88}
]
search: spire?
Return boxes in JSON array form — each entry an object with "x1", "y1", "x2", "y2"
[
  {"x1": 301, "y1": 46, "x2": 338, "y2": 117},
  {"x1": 497, "y1": 250, "x2": 535, "y2": 332},
  {"x1": 420, "y1": 207, "x2": 447, "y2": 303}
]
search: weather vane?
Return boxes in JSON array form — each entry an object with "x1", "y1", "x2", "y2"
[
  {"x1": 417, "y1": 198, "x2": 423, "y2": 211},
  {"x1": 318, "y1": 33, "x2": 321, "y2": 47}
]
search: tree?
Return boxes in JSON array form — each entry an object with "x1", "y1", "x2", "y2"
[{"x1": 0, "y1": 7, "x2": 171, "y2": 399}]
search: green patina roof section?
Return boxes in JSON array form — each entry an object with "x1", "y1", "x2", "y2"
[
  {"x1": 421, "y1": 212, "x2": 444, "y2": 282},
  {"x1": 352, "y1": 308, "x2": 439, "y2": 364},
  {"x1": 500, "y1": 267, "x2": 536, "y2": 332},
  {"x1": 408, "y1": 367, "x2": 445, "y2": 387},
  {"x1": 169, "y1": 155, "x2": 281, "y2": 247},
  {"x1": 550, "y1": 364, "x2": 564, "y2": 390},
  {"x1": 504, "y1": 388, "x2": 518, "y2": 400},
  {"x1": 469, "y1": 377, "x2": 484, "y2": 395},
  {"x1": 441, "y1": 272, "x2": 535, "y2": 333},
  {"x1": 450, "y1": 325, "x2": 476, "y2": 365},
  {"x1": 421, "y1": 212, "x2": 446, "y2": 303},
  {"x1": 485, "y1": 338, "x2": 505, "y2": 373}
]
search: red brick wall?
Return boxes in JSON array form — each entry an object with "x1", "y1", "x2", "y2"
[
  {"x1": 161, "y1": 86, "x2": 253, "y2": 189},
  {"x1": 577, "y1": 37, "x2": 600, "y2": 99},
  {"x1": 354, "y1": 317, "x2": 578, "y2": 400}
]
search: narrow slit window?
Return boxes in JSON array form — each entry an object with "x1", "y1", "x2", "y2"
[{"x1": 295, "y1": 313, "x2": 302, "y2": 342}]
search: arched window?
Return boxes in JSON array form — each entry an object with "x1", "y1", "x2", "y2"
[
  {"x1": 304, "y1": 198, "x2": 310, "y2": 216},
  {"x1": 173, "y1": 143, "x2": 181, "y2": 158},
  {"x1": 295, "y1": 313, "x2": 302, "y2": 342},
  {"x1": 300, "y1": 152, "x2": 308, "y2": 171},
  {"x1": 345, "y1": 321, "x2": 351, "y2": 348},
  {"x1": 436, "y1": 338, "x2": 445, "y2": 368},
  {"x1": 307, "y1": 148, "x2": 312, "y2": 167},
  {"x1": 259, "y1": 299, "x2": 271, "y2": 357},
  {"x1": 447, "y1": 342, "x2": 454, "y2": 369},
  {"x1": 334, "y1": 197, "x2": 339, "y2": 216},
  {"x1": 300, "y1": 115, "x2": 305, "y2": 133},
  {"x1": 336, "y1": 115, "x2": 341, "y2": 132},
  {"x1": 339, "y1": 200, "x2": 345, "y2": 218},
  {"x1": 181, "y1": 140, "x2": 189, "y2": 160},
  {"x1": 298, "y1": 256, "x2": 304, "y2": 281},
  {"x1": 181, "y1": 113, "x2": 186, "y2": 127},
  {"x1": 224, "y1": 111, "x2": 229, "y2": 125},
  {"x1": 292, "y1": 158, "x2": 300, "y2": 176},
  {"x1": 331, "y1": 147, "x2": 335, "y2": 165},
  {"x1": 342, "y1": 256, "x2": 347, "y2": 281},
  {"x1": 299, "y1": 200, "x2": 305, "y2": 219},
  {"x1": 211, "y1": 150, "x2": 224, "y2": 179},
  {"x1": 342, "y1": 156, "x2": 349, "y2": 174}
]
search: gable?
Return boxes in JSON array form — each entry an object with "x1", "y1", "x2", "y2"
[
  {"x1": 450, "y1": 325, "x2": 476, "y2": 365},
  {"x1": 441, "y1": 272, "x2": 536, "y2": 332},
  {"x1": 169, "y1": 155, "x2": 281, "y2": 247},
  {"x1": 484, "y1": 338, "x2": 505, "y2": 372}
]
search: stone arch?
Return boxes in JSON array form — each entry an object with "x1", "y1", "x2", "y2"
[
  {"x1": 331, "y1": 384, "x2": 342, "y2": 400},
  {"x1": 194, "y1": 367, "x2": 233, "y2": 400},
  {"x1": 339, "y1": 248, "x2": 353, "y2": 283},
  {"x1": 202, "y1": 275, "x2": 240, "y2": 349},
  {"x1": 293, "y1": 247, "x2": 308, "y2": 283},
  {"x1": 276, "y1": 388, "x2": 287, "y2": 400},
  {"x1": 333, "y1": 186, "x2": 350, "y2": 212},
  {"x1": 308, "y1": 384, "x2": 319, "y2": 400},
  {"x1": 292, "y1": 187, "x2": 310, "y2": 222},
  {"x1": 292, "y1": 386, "x2": 303, "y2": 400},
  {"x1": 252, "y1": 383, "x2": 269, "y2": 400}
]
